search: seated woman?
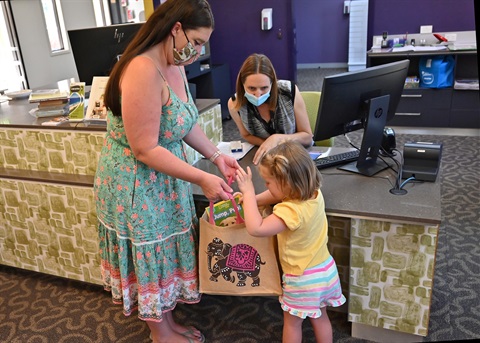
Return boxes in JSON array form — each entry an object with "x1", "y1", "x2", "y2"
[{"x1": 228, "y1": 53, "x2": 313, "y2": 164}]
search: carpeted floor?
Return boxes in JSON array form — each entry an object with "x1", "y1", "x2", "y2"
[{"x1": 1, "y1": 69, "x2": 479, "y2": 342}]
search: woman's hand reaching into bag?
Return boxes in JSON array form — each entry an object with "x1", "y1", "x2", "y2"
[
  {"x1": 213, "y1": 153, "x2": 240, "y2": 181},
  {"x1": 199, "y1": 173, "x2": 234, "y2": 203}
]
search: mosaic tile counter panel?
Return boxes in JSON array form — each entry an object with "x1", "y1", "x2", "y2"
[
  {"x1": 348, "y1": 218, "x2": 439, "y2": 337},
  {"x1": 0, "y1": 103, "x2": 222, "y2": 285},
  {"x1": 0, "y1": 128, "x2": 105, "y2": 284}
]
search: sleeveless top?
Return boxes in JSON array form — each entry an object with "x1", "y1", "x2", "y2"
[{"x1": 233, "y1": 80, "x2": 296, "y2": 139}]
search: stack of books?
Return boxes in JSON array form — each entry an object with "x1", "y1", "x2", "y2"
[{"x1": 28, "y1": 89, "x2": 70, "y2": 118}]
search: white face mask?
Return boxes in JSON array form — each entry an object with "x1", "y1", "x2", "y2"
[
  {"x1": 244, "y1": 91, "x2": 270, "y2": 106},
  {"x1": 173, "y1": 30, "x2": 199, "y2": 66}
]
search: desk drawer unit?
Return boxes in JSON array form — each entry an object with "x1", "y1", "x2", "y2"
[
  {"x1": 389, "y1": 89, "x2": 451, "y2": 127},
  {"x1": 450, "y1": 90, "x2": 480, "y2": 128}
]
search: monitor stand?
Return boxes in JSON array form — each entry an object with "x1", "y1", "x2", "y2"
[
  {"x1": 338, "y1": 95, "x2": 390, "y2": 177},
  {"x1": 339, "y1": 158, "x2": 389, "y2": 177}
]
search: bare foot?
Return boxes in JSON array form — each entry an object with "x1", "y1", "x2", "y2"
[
  {"x1": 147, "y1": 317, "x2": 203, "y2": 343},
  {"x1": 151, "y1": 331, "x2": 202, "y2": 343},
  {"x1": 165, "y1": 312, "x2": 204, "y2": 341}
]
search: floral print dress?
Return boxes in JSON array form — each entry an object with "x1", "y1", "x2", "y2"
[{"x1": 94, "y1": 77, "x2": 200, "y2": 322}]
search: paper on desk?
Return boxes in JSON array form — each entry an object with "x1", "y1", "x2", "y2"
[
  {"x1": 308, "y1": 148, "x2": 332, "y2": 160},
  {"x1": 392, "y1": 45, "x2": 447, "y2": 52},
  {"x1": 216, "y1": 141, "x2": 255, "y2": 160},
  {"x1": 0, "y1": 95, "x2": 10, "y2": 103}
]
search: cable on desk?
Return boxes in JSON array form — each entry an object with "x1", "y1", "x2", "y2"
[
  {"x1": 399, "y1": 176, "x2": 416, "y2": 189},
  {"x1": 389, "y1": 148, "x2": 409, "y2": 195}
]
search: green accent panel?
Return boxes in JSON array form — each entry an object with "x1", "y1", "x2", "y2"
[
  {"x1": 0, "y1": 128, "x2": 105, "y2": 175},
  {"x1": 368, "y1": 286, "x2": 381, "y2": 308},
  {"x1": 351, "y1": 247, "x2": 365, "y2": 268},
  {"x1": 0, "y1": 179, "x2": 102, "y2": 285},
  {"x1": 371, "y1": 236, "x2": 384, "y2": 261},
  {"x1": 359, "y1": 309, "x2": 378, "y2": 326},
  {"x1": 379, "y1": 301, "x2": 403, "y2": 317},
  {"x1": 383, "y1": 252, "x2": 407, "y2": 269},
  {"x1": 349, "y1": 219, "x2": 439, "y2": 336},
  {"x1": 349, "y1": 295, "x2": 364, "y2": 314},
  {"x1": 364, "y1": 262, "x2": 381, "y2": 282},
  {"x1": 415, "y1": 287, "x2": 427, "y2": 298},
  {"x1": 420, "y1": 234, "x2": 432, "y2": 246},
  {"x1": 184, "y1": 104, "x2": 223, "y2": 164}
]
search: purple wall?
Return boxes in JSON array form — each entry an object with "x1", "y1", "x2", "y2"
[
  {"x1": 293, "y1": 0, "x2": 350, "y2": 64},
  {"x1": 368, "y1": 0, "x2": 475, "y2": 40},
  {"x1": 295, "y1": 0, "x2": 476, "y2": 64},
  {"x1": 207, "y1": 0, "x2": 295, "y2": 90},
  {"x1": 153, "y1": 0, "x2": 475, "y2": 84}
]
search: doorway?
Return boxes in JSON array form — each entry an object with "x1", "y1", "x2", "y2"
[{"x1": 0, "y1": 1, "x2": 27, "y2": 92}]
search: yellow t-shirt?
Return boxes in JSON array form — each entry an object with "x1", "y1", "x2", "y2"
[{"x1": 273, "y1": 189, "x2": 330, "y2": 275}]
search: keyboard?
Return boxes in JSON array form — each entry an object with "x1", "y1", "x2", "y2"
[{"x1": 315, "y1": 150, "x2": 360, "y2": 170}]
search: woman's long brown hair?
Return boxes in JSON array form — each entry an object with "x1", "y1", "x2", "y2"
[{"x1": 104, "y1": 0, "x2": 214, "y2": 117}]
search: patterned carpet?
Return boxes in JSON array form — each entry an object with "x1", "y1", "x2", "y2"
[{"x1": 1, "y1": 70, "x2": 479, "y2": 342}]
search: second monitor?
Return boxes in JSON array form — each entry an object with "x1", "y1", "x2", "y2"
[{"x1": 313, "y1": 59, "x2": 410, "y2": 176}]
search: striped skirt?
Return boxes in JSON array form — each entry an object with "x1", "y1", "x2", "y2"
[{"x1": 279, "y1": 255, "x2": 346, "y2": 319}]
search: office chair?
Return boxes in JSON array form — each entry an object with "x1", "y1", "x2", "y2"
[{"x1": 300, "y1": 91, "x2": 334, "y2": 147}]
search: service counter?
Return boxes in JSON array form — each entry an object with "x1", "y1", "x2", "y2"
[
  {"x1": 0, "y1": 97, "x2": 222, "y2": 284},
  {"x1": 193, "y1": 148, "x2": 441, "y2": 341},
  {"x1": 1, "y1": 96, "x2": 441, "y2": 341}
]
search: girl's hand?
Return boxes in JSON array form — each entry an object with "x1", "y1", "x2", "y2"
[{"x1": 235, "y1": 166, "x2": 255, "y2": 195}]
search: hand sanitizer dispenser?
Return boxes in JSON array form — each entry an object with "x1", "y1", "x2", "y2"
[{"x1": 261, "y1": 8, "x2": 272, "y2": 30}]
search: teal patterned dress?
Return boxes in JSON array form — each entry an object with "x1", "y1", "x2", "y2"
[{"x1": 94, "y1": 81, "x2": 201, "y2": 321}]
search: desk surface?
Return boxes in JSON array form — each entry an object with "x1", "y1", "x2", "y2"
[
  {"x1": 0, "y1": 97, "x2": 219, "y2": 130},
  {"x1": 192, "y1": 146, "x2": 441, "y2": 225}
]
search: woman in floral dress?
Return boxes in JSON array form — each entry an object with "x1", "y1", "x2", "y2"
[{"x1": 93, "y1": 1, "x2": 239, "y2": 342}]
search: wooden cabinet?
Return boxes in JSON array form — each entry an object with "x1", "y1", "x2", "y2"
[{"x1": 367, "y1": 50, "x2": 479, "y2": 128}]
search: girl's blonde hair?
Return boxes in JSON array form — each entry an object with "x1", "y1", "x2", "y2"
[{"x1": 260, "y1": 141, "x2": 322, "y2": 200}]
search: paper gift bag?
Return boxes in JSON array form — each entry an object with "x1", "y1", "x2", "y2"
[{"x1": 199, "y1": 199, "x2": 282, "y2": 296}]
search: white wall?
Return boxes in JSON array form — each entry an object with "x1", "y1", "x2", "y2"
[{"x1": 11, "y1": 0, "x2": 97, "y2": 89}]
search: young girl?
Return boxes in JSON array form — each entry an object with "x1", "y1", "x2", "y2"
[{"x1": 235, "y1": 141, "x2": 346, "y2": 343}]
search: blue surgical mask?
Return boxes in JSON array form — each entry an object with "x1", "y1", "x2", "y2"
[{"x1": 244, "y1": 91, "x2": 270, "y2": 106}]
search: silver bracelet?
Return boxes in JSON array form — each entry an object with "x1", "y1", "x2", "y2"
[{"x1": 209, "y1": 150, "x2": 222, "y2": 163}]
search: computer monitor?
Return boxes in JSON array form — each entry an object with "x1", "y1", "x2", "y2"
[
  {"x1": 68, "y1": 23, "x2": 143, "y2": 86},
  {"x1": 312, "y1": 59, "x2": 409, "y2": 176}
]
